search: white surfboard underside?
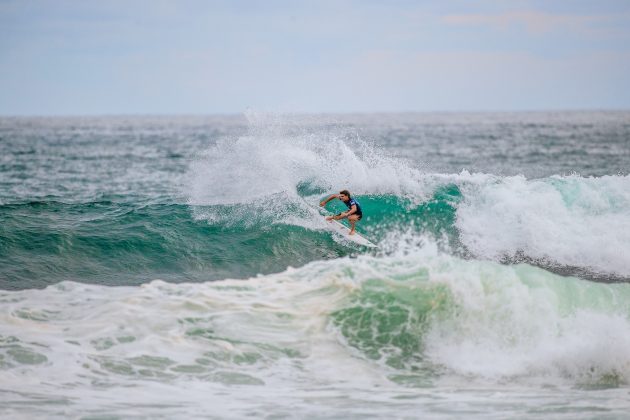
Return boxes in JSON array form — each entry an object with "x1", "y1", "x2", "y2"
[{"x1": 327, "y1": 219, "x2": 377, "y2": 248}]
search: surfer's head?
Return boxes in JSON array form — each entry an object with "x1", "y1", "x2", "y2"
[{"x1": 338, "y1": 190, "x2": 351, "y2": 202}]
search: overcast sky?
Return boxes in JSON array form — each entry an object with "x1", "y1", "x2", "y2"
[{"x1": 1, "y1": 0, "x2": 629, "y2": 115}]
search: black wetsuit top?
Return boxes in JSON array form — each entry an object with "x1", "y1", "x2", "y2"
[{"x1": 344, "y1": 198, "x2": 363, "y2": 218}]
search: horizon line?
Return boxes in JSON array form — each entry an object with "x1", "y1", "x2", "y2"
[{"x1": 2, "y1": 108, "x2": 630, "y2": 119}]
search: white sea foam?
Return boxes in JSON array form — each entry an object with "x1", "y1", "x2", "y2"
[
  {"x1": 454, "y1": 173, "x2": 630, "y2": 277},
  {"x1": 2, "y1": 252, "x2": 630, "y2": 417},
  {"x1": 422, "y1": 256, "x2": 630, "y2": 382},
  {"x1": 187, "y1": 113, "x2": 432, "y2": 207}
]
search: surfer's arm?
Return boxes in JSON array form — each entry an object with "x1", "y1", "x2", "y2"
[
  {"x1": 330, "y1": 205, "x2": 356, "y2": 220},
  {"x1": 319, "y1": 194, "x2": 338, "y2": 207}
]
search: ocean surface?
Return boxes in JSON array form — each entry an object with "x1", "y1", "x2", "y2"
[{"x1": 1, "y1": 111, "x2": 630, "y2": 418}]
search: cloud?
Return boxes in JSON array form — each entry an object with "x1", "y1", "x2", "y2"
[{"x1": 442, "y1": 11, "x2": 617, "y2": 36}]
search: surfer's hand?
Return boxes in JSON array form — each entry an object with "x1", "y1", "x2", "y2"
[
  {"x1": 319, "y1": 202, "x2": 325, "y2": 207},
  {"x1": 325, "y1": 216, "x2": 333, "y2": 221}
]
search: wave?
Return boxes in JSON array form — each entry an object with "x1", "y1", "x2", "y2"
[
  {"x1": 3, "y1": 251, "x2": 630, "y2": 392},
  {"x1": 0, "y1": 200, "x2": 354, "y2": 289},
  {"x1": 331, "y1": 252, "x2": 630, "y2": 385},
  {"x1": 1, "y1": 175, "x2": 627, "y2": 290},
  {"x1": 2, "y1": 113, "x2": 629, "y2": 288},
  {"x1": 186, "y1": 114, "x2": 630, "y2": 279}
]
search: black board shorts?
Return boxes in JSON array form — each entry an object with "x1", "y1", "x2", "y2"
[{"x1": 337, "y1": 213, "x2": 362, "y2": 220}]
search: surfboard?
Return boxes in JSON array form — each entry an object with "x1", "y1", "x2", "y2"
[{"x1": 326, "y1": 219, "x2": 378, "y2": 248}]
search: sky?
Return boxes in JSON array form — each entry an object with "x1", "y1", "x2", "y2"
[{"x1": 1, "y1": 0, "x2": 629, "y2": 115}]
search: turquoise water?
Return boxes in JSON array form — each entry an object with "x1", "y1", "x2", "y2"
[{"x1": 1, "y1": 112, "x2": 630, "y2": 418}]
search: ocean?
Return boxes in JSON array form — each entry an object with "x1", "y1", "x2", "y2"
[{"x1": 1, "y1": 111, "x2": 629, "y2": 418}]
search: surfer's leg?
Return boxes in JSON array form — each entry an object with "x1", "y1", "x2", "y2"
[{"x1": 348, "y1": 215, "x2": 359, "y2": 235}]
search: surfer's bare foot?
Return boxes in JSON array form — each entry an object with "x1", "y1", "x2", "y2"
[{"x1": 349, "y1": 230, "x2": 355, "y2": 235}]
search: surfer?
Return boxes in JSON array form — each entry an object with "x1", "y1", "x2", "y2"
[{"x1": 319, "y1": 190, "x2": 363, "y2": 235}]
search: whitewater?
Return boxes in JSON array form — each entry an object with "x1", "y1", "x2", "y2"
[{"x1": 1, "y1": 112, "x2": 630, "y2": 418}]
